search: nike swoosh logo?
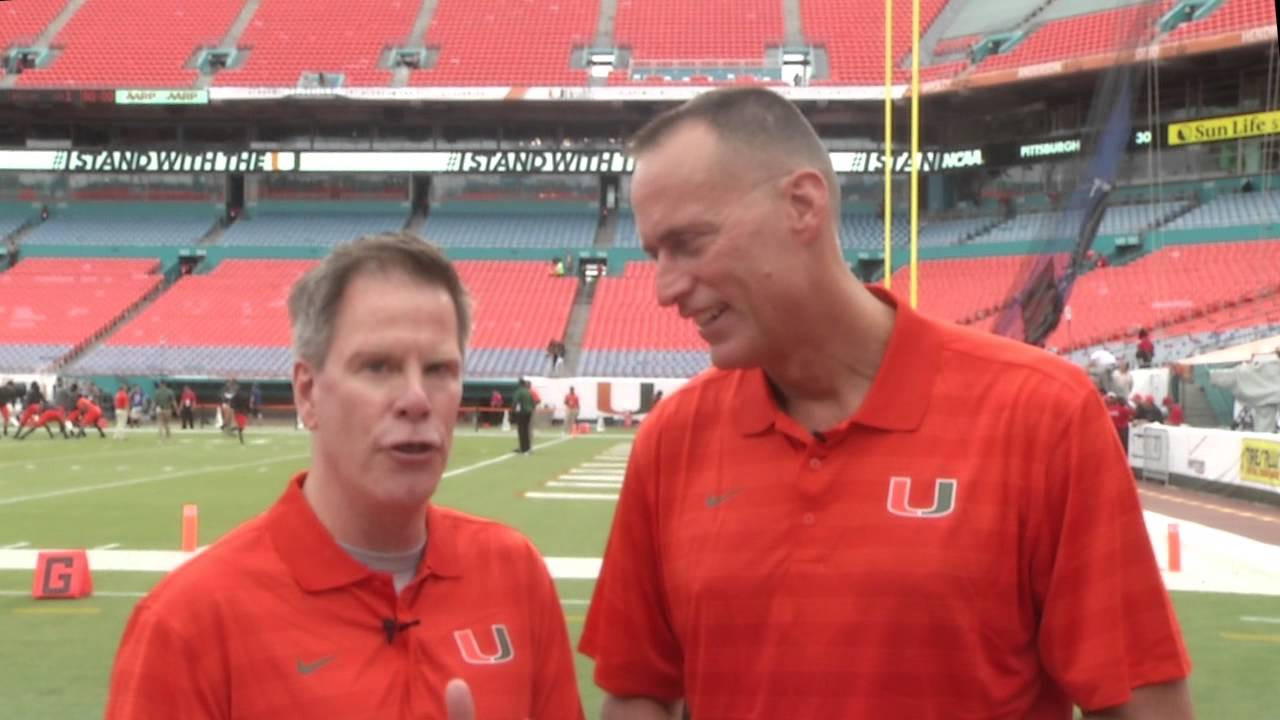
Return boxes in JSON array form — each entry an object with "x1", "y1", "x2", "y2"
[
  {"x1": 296, "y1": 656, "x2": 335, "y2": 675},
  {"x1": 705, "y1": 488, "x2": 745, "y2": 508}
]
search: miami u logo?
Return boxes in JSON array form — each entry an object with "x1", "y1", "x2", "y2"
[
  {"x1": 886, "y1": 476, "x2": 957, "y2": 518},
  {"x1": 453, "y1": 624, "x2": 515, "y2": 664}
]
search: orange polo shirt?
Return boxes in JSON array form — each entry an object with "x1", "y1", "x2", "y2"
[
  {"x1": 580, "y1": 287, "x2": 1189, "y2": 719},
  {"x1": 107, "y1": 474, "x2": 583, "y2": 720}
]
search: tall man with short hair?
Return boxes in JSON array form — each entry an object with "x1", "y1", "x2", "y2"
[{"x1": 579, "y1": 87, "x2": 1192, "y2": 720}]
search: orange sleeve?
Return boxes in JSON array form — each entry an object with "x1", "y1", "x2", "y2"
[
  {"x1": 1033, "y1": 392, "x2": 1190, "y2": 712},
  {"x1": 105, "y1": 600, "x2": 228, "y2": 720},
  {"x1": 528, "y1": 543, "x2": 586, "y2": 720},
  {"x1": 578, "y1": 417, "x2": 683, "y2": 703}
]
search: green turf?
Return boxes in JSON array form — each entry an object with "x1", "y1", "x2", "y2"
[{"x1": 1, "y1": 428, "x2": 1276, "y2": 718}]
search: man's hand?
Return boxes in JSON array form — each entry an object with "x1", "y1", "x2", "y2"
[{"x1": 445, "y1": 678, "x2": 476, "y2": 720}]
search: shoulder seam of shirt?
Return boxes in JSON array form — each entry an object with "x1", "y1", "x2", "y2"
[{"x1": 937, "y1": 329, "x2": 1088, "y2": 396}]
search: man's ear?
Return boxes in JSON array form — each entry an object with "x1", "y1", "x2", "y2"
[
  {"x1": 782, "y1": 168, "x2": 830, "y2": 242},
  {"x1": 292, "y1": 359, "x2": 319, "y2": 430}
]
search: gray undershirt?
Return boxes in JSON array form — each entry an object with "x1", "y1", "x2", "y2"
[{"x1": 338, "y1": 538, "x2": 426, "y2": 593}]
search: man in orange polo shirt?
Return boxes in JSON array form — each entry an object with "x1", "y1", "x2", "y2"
[
  {"x1": 579, "y1": 88, "x2": 1192, "y2": 719},
  {"x1": 106, "y1": 233, "x2": 582, "y2": 720}
]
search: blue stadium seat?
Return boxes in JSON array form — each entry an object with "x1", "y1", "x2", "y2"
[
  {"x1": 220, "y1": 210, "x2": 408, "y2": 247},
  {"x1": 425, "y1": 212, "x2": 598, "y2": 249},
  {"x1": 21, "y1": 203, "x2": 216, "y2": 247},
  {"x1": 0, "y1": 344, "x2": 71, "y2": 372},
  {"x1": 1163, "y1": 190, "x2": 1280, "y2": 230}
]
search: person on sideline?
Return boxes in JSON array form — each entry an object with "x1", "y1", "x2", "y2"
[
  {"x1": 511, "y1": 379, "x2": 535, "y2": 454},
  {"x1": 578, "y1": 87, "x2": 1192, "y2": 720},
  {"x1": 106, "y1": 233, "x2": 583, "y2": 720},
  {"x1": 563, "y1": 386, "x2": 580, "y2": 434}
]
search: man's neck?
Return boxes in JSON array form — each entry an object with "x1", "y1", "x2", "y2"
[
  {"x1": 301, "y1": 466, "x2": 428, "y2": 553},
  {"x1": 761, "y1": 282, "x2": 897, "y2": 432}
]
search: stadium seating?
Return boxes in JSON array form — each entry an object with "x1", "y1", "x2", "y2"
[
  {"x1": 976, "y1": 212, "x2": 1080, "y2": 244},
  {"x1": 579, "y1": 261, "x2": 711, "y2": 377},
  {"x1": 0, "y1": 202, "x2": 35, "y2": 238},
  {"x1": 1045, "y1": 239, "x2": 1280, "y2": 349},
  {"x1": 0, "y1": 0, "x2": 66, "y2": 80},
  {"x1": 15, "y1": 0, "x2": 241, "y2": 88},
  {"x1": 72, "y1": 258, "x2": 578, "y2": 378},
  {"x1": 409, "y1": 0, "x2": 596, "y2": 86},
  {"x1": 424, "y1": 203, "x2": 598, "y2": 249},
  {"x1": 213, "y1": 0, "x2": 418, "y2": 87},
  {"x1": 614, "y1": 212, "x2": 640, "y2": 247},
  {"x1": 976, "y1": 3, "x2": 1161, "y2": 72},
  {"x1": 578, "y1": 349, "x2": 711, "y2": 377},
  {"x1": 800, "y1": 0, "x2": 950, "y2": 83},
  {"x1": 20, "y1": 203, "x2": 216, "y2": 247},
  {"x1": 1163, "y1": 0, "x2": 1278, "y2": 43},
  {"x1": 1067, "y1": 315, "x2": 1280, "y2": 369},
  {"x1": 71, "y1": 259, "x2": 313, "y2": 376},
  {"x1": 618, "y1": 210, "x2": 1000, "y2": 250},
  {"x1": 218, "y1": 204, "x2": 408, "y2": 246},
  {"x1": 841, "y1": 214, "x2": 911, "y2": 250},
  {"x1": 615, "y1": 0, "x2": 781, "y2": 62},
  {"x1": 1157, "y1": 291, "x2": 1280, "y2": 338},
  {"x1": 1161, "y1": 190, "x2": 1280, "y2": 230},
  {"x1": 1097, "y1": 200, "x2": 1189, "y2": 235},
  {"x1": 458, "y1": 260, "x2": 578, "y2": 350},
  {"x1": 888, "y1": 254, "x2": 1030, "y2": 325},
  {"x1": 0, "y1": 258, "x2": 162, "y2": 371},
  {"x1": 2, "y1": 0, "x2": 1271, "y2": 89},
  {"x1": 917, "y1": 217, "x2": 1002, "y2": 247}
]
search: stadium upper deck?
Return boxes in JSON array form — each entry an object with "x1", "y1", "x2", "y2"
[{"x1": 0, "y1": 0, "x2": 1272, "y2": 90}]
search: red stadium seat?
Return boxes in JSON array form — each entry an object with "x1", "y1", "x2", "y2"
[
  {"x1": 16, "y1": 0, "x2": 242, "y2": 88},
  {"x1": 0, "y1": 258, "x2": 162, "y2": 347},
  {"x1": 214, "y1": 0, "x2": 418, "y2": 87},
  {"x1": 409, "y1": 0, "x2": 596, "y2": 87}
]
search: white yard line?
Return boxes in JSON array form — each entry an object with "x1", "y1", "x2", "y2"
[
  {"x1": 1241, "y1": 616, "x2": 1280, "y2": 624},
  {"x1": 547, "y1": 481, "x2": 624, "y2": 489},
  {"x1": 442, "y1": 435, "x2": 571, "y2": 478},
  {"x1": 0, "y1": 435, "x2": 572, "y2": 507},
  {"x1": 0, "y1": 454, "x2": 310, "y2": 507},
  {"x1": 0, "y1": 445, "x2": 167, "y2": 471},
  {"x1": 0, "y1": 549, "x2": 601, "y2": 579},
  {"x1": 524, "y1": 491, "x2": 619, "y2": 501}
]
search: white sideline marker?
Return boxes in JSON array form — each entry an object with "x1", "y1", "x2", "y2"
[{"x1": 524, "y1": 491, "x2": 618, "y2": 502}]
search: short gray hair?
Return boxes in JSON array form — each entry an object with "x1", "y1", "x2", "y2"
[
  {"x1": 629, "y1": 86, "x2": 839, "y2": 215},
  {"x1": 288, "y1": 231, "x2": 472, "y2": 368}
]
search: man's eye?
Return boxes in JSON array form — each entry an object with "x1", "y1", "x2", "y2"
[
  {"x1": 426, "y1": 363, "x2": 457, "y2": 377},
  {"x1": 364, "y1": 360, "x2": 389, "y2": 373}
]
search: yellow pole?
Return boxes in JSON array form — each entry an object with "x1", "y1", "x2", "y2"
[
  {"x1": 883, "y1": 0, "x2": 893, "y2": 288},
  {"x1": 909, "y1": 0, "x2": 920, "y2": 308}
]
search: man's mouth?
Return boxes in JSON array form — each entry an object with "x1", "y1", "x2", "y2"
[{"x1": 695, "y1": 305, "x2": 729, "y2": 329}]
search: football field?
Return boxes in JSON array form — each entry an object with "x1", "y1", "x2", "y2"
[{"x1": 1, "y1": 428, "x2": 1278, "y2": 718}]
